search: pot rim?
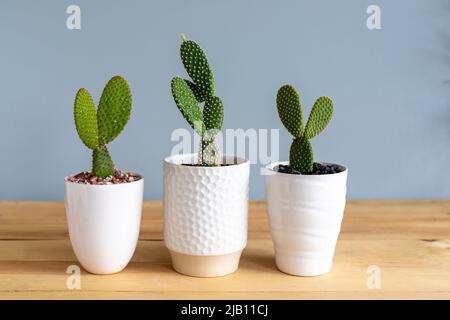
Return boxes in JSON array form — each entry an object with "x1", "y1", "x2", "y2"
[
  {"x1": 64, "y1": 171, "x2": 144, "y2": 187},
  {"x1": 264, "y1": 161, "x2": 348, "y2": 178},
  {"x1": 164, "y1": 153, "x2": 249, "y2": 169}
]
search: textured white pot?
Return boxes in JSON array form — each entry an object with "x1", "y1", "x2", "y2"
[
  {"x1": 64, "y1": 175, "x2": 144, "y2": 275},
  {"x1": 265, "y1": 161, "x2": 347, "y2": 276},
  {"x1": 163, "y1": 154, "x2": 250, "y2": 277}
]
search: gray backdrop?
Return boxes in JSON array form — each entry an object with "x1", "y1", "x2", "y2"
[{"x1": 1, "y1": 0, "x2": 449, "y2": 200}]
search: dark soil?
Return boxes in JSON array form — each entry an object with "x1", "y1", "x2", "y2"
[
  {"x1": 67, "y1": 170, "x2": 141, "y2": 185},
  {"x1": 182, "y1": 163, "x2": 233, "y2": 167},
  {"x1": 277, "y1": 163, "x2": 345, "y2": 175}
]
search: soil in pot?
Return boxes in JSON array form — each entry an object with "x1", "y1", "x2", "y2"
[
  {"x1": 182, "y1": 163, "x2": 232, "y2": 167},
  {"x1": 277, "y1": 163, "x2": 345, "y2": 175},
  {"x1": 67, "y1": 170, "x2": 142, "y2": 185}
]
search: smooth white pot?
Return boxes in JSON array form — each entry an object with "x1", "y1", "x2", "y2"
[
  {"x1": 265, "y1": 161, "x2": 347, "y2": 276},
  {"x1": 163, "y1": 154, "x2": 250, "y2": 277},
  {"x1": 64, "y1": 175, "x2": 144, "y2": 274}
]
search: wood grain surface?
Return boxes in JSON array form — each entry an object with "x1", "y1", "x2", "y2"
[{"x1": 0, "y1": 200, "x2": 449, "y2": 299}]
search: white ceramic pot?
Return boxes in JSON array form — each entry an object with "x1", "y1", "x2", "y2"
[
  {"x1": 265, "y1": 161, "x2": 347, "y2": 276},
  {"x1": 163, "y1": 154, "x2": 250, "y2": 277},
  {"x1": 64, "y1": 175, "x2": 144, "y2": 274}
]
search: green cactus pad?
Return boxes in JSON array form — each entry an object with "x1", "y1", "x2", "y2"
[
  {"x1": 173, "y1": 36, "x2": 223, "y2": 167},
  {"x1": 276, "y1": 85, "x2": 303, "y2": 138},
  {"x1": 171, "y1": 77, "x2": 205, "y2": 134},
  {"x1": 180, "y1": 40, "x2": 215, "y2": 98},
  {"x1": 290, "y1": 137, "x2": 313, "y2": 173},
  {"x1": 74, "y1": 88, "x2": 99, "y2": 150},
  {"x1": 185, "y1": 79, "x2": 207, "y2": 103},
  {"x1": 199, "y1": 137, "x2": 220, "y2": 166},
  {"x1": 304, "y1": 96, "x2": 333, "y2": 139},
  {"x1": 92, "y1": 145, "x2": 115, "y2": 178},
  {"x1": 97, "y1": 76, "x2": 132, "y2": 145},
  {"x1": 203, "y1": 96, "x2": 224, "y2": 131}
]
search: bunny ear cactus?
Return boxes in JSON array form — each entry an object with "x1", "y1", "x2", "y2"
[
  {"x1": 171, "y1": 34, "x2": 224, "y2": 166},
  {"x1": 74, "y1": 76, "x2": 132, "y2": 178},
  {"x1": 276, "y1": 84, "x2": 333, "y2": 173}
]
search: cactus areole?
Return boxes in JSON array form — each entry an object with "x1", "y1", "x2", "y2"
[
  {"x1": 171, "y1": 34, "x2": 224, "y2": 166},
  {"x1": 276, "y1": 84, "x2": 334, "y2": 174},
  {"x1": 74, "y1": 76, "x2": 132, "y2": 178}
]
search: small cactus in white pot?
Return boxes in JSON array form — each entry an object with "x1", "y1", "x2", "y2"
[
  {"x1": 164, "y1": 35, "x2": 250, "y2": 277},
  {"x1": 265, "y1": 84, "x2": 347, "y2": 276},
  {"x1": 65, "y1": 76, "x2": 143, "y2": 275}
]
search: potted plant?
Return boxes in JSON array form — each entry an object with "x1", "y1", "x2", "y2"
[
  {"x1": 64, "y1": 76, "x2": 144, "y2": 275},
  {"x1": 265, "y1": 84, "x2": 347, "y2": 276},
  {"x1": 164, "y1": 34, "x2": 250, "y2": 277}
]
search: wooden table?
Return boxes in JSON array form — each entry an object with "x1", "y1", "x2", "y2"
[{"x1": 0, "y1": 200, "x2": 449, "y2": 299}]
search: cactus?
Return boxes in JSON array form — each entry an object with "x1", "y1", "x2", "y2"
[
  {"x1": 276, "y1": 84, "x2": 333, "y2": 173},
  {"x1": 74, "y1": 76, "x2": 132, "y2": 178},
  {"x1": 171, "y1": 34, "x2": 224, "y2": 166}
]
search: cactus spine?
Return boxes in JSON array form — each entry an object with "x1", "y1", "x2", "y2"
[
  {"x1": 74, "y1": 76, "x2": 132, "y2": 178},
  {"x1": 276, "y1": 84, "x2": 333, "y2": 173},
  {"x1": 171, "y1": 34, "x2": 224, "y2": 166}
]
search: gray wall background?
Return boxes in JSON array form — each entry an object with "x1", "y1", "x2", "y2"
[{"x1": 0, "y1": 0, "x2": 449, "y2": 200}]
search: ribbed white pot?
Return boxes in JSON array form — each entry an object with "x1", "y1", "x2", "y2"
[
  {"x1": 163, "y1": 154, "x2": 250, "y2": 277},
  {"x1": 64, "y1": 176, "x2": 143, "y2": 275},
  {"x1": 265, "y1": 161, "x2": 347, "y2": 276}
]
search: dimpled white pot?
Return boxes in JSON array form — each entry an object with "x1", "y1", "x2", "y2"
[
  {"x1": 64, "y1": 176, "x2": 143, "y2": 275},
  {"x1": 265, "y1": 161, "x2": 347, "y2": 276},
  {"x1": 164, "y1": 154, "x2": 250, "y2": 277}
]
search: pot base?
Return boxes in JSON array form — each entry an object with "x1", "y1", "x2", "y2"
[
  {"x1": 169, "y1": 250, "x2": 242, "y2": 277},
  {"x1": 81, "y1": 264, "x2": 127, "y2": 275},
  {"x1": 275, "y1": 255, "x2": 333, "y2": 277}
]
